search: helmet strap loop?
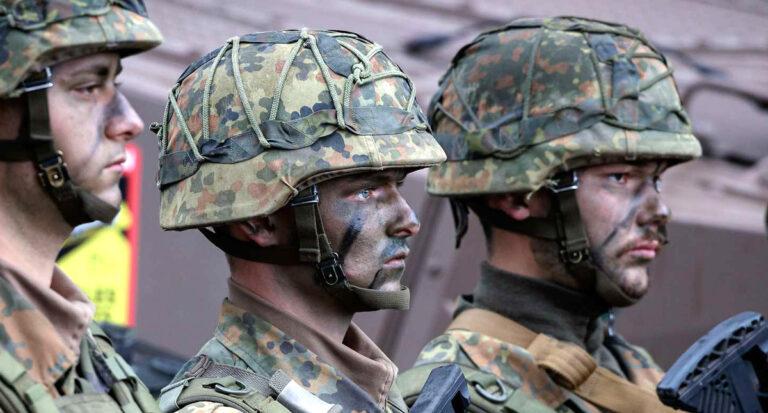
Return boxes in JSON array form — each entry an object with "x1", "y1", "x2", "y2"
[
  {"x1": 548, "y1": 171, "x2": 592, "y2": 272},
  {"x1": 290, "y1": 186, "x2": 322, "y2": 263}
]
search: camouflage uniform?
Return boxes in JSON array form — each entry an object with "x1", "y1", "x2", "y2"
[
  {"x1": 398, "y1": 17, "x2": 701, "y2": 413},
  {"x1": 0, "y1": 1, "x2": 162, "y2": 412},
  {"x1": 0, "y1": 259, "x2": 159, "y2": 412},
  {"x1": 403, "y1": 264, "x2": 664, "y2": 413},
  {"x1": 154, "y1": 29, "x2": 445, "y2": 413},
  {"x1": 169, "y1": 280, "x2": 406, "y2": 413}
]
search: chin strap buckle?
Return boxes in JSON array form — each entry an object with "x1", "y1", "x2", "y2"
[
  {"x1": 289, "y1": 185, "x2": 319, "y2": 206},
  {"x1": 21, "y1": 67, "x2": 53, "y2": 93},
  {"x1": 318, "y1": 253, "x2": 345, "y2": 287},
  {"x1": 560, "y1": 246, "x2": 591, "y2": 265},
  {"x1": 37, "y1": 150, "x2": 69, "y2": 189},
  {"x1": 550, "y1": 170, "x2": 580, "y2": 193}
]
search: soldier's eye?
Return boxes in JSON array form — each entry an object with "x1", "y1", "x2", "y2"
[
  {"x1": 608, "y1": 173, "x2": 629, "y2": 185},
  {"x1": 356, "y1": 188, "x2": 373, "y2": 200},
  {"x1": 75, "y1": 83, "x2": 101, "y2": 95},
  {"x1": 73, "y1": 79, "x2": 113, "y2": 97},
  {"x1": 653, "y1": 176, "x2": 662, "y2": 192}
]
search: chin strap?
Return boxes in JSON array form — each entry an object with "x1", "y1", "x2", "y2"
[
  {"x1": 454, "y1": 171, "x2": 637, "y2": 307},
  {"x1": 202, "y1": 185, "x2": 410, "y2": 312},
  {"x1": 0, "y1": 68, "x2": 118, "y2": 226}
]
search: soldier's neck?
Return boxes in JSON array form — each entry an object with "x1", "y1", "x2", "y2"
[
  {"x1": 488, "y1": 228, "x2": 544, "y2": 277},
  {"x1": 229, "y1": 258, "x2": 353, "y2": 343},
  {"x1": 487, "y1": 228, "x2": 577, "y2": 290},
  {"x1": 0, "y1": 182, "x2": 70, "y2": 287}
]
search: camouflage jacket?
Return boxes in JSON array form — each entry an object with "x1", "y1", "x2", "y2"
[
  {"x1": 400, "y1": 263, "x2": 664, "y2": 413},
  {"x1": 0, "y1": 259, "x2": 158, "y2": 412},
  {"x1": 169, "y1": 279, "x2": 407, "y2": 413}
]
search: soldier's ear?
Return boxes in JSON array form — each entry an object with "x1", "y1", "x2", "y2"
[
  {"x1": 487, "y1": 193, "x2": 531, "y2": 221},
  {"x1": 232, "y1": 217, "x2": 280, "y2": 247}
]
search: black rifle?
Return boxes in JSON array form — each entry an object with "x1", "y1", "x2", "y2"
[
  {"x1": 657, "y1": 311, "x2": 768, "y2": 412},
  {"x1": 410, "y1": 364, "x2": 470, "y2": 413}
]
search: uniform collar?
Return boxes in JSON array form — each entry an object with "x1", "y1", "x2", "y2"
[
  {"x1": 221, "y1": 278, "x2": 402, "y2": 412},
  {"x1": 458, "y1": 262, "x2": 612, "y2": 354},
  {"x1": 0, "y1": 259, "x2": 93, "y2": 393}
]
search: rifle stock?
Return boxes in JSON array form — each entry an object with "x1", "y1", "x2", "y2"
[{"x1": 657, "y1": 311, "x2": 768, "y2": 412}]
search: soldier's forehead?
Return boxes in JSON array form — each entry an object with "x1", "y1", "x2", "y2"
[
  {"x1": 334, "y1": 169, "x2": 410, "y2": 184},
  {"x1": 582, "y1": 160, "x2": 670, "y2": 173},
  {"x1": 53, "y1": 52, "x2": 121, "y2": 77}
]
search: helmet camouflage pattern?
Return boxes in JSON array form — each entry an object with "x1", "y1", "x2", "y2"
[
  {"x1": 427, "y1": 16, "x2": 701, "y2": 197},
  {"x1": 157, "y1": 29, "x2": 446, "y2": 230},
  {"x1": 0, "y1": 0, "x2": 162, "y2": 98}
]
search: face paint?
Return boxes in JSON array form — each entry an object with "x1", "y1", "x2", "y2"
[
  {"x1": 317, "y1": 170, "x2": 419, "y2": 293},
  {"x1": 578, "y1": 161, "x2": 670, "y2": 301},
  {"x1": 337, "y1": 208, "x2": 365, "y2": 264}
]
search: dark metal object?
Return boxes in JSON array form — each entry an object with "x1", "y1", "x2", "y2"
[
  {"x1": 657, "y1": 311, "x2": 768, "y2": 412},
  {"x1": 410, "y1": 364, "x2": 470, "y2": 413}
]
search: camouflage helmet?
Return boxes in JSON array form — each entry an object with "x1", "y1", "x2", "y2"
[
  {"x1": 157, "y1": 29, "x2": 445, "y2": 230},
  {"x1": 427, "y1": 16, "x2": 701, "y2": 197},
  {"x1": 0, "y1": 0, "x2": 163, "y2": 98},
  {"x1": 155, "y1": 29, "x2": 445, "y2": 312}
]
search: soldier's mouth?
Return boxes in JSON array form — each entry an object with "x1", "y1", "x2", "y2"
[
  {"x1": 383, "y1": 250, "x2": 409, "y2": 268},
  {"x1": 621, "y1": 240, "x2": 660, "y2": 260}
]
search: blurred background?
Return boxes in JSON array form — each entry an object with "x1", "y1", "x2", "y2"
[{"x1": 65, "y1": 0, "x2": 768, "y2": 389}]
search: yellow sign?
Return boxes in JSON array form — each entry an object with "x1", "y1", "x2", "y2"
[{"x1": 59, "y1": 206, "x2": 133, "y2": 325}]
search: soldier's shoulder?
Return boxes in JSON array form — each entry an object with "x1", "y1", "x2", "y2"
[
  {"x1": 416, "y1": 329, "x2": 539, "y2": 373},
  {"x1": 199, "y1": 337, "x2": 250, "y2": 367},
  {"x1": 411, "y1": 332, "x2": 464, "y2": 365},
  {"x1": 173, "y1": 401, "x2": 243, "y2": 413},
  {"x1": 402, "y1": 330, "x2": 569, "y2": 412}
]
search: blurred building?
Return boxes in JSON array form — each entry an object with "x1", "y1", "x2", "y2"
[{"x1": 120, "y1": 0, "x2": 768, "y2": 369}]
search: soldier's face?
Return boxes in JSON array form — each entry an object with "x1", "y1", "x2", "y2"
[
  {"x1": 47, "y1": 52, "x2": 143, "y2": 208},
  {"x1": 317, "y1": 170, "x2": 420, "y2": 292},
  {"x1": 576, "y1": 161, "x2": 670, "y2": 301}
]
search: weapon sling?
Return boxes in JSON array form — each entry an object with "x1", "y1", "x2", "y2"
[{"x1": 448, "y1": 308, "x2": 676, "y2": 413}]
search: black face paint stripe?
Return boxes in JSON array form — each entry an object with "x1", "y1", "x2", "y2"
[{"x1": 337, "y1": 208, "x2": 364, "y2": 264}]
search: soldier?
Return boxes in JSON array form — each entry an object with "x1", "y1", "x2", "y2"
[
  {"x1": 398, "y1": 17, "x2": 702, "y2": 413},
  {"x1": 153, "y1": 29, "x2": 446, "y2": 413},
  {"x1": 0, "y1": 0, "x2": 162, "y2": 411}
]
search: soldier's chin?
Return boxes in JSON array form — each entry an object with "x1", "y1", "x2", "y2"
[
  {"x1": 619, "y1": 269, "x2": 650, "y2": 300},
  {"x1": 368, "y1": 268, "x2": 405, "y2": 291},
  {"x1": 91, "y1": 184, "x2": 122, "y2": 207}
]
